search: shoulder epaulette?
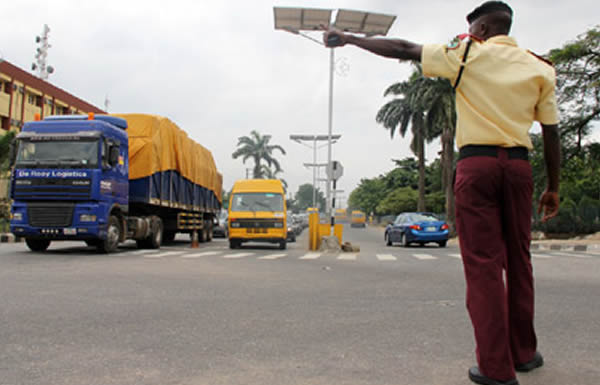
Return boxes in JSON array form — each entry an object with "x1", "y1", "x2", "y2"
[{"x1": 528, "y1": 50, "x2": 554, "y2": 67}]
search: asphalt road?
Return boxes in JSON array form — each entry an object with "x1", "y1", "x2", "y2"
[{"x1": 1, "y1": 225, "x2": 599, "y2": 385}]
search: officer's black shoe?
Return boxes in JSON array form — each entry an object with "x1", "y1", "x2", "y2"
[
  {"x1": 468, "y1": 366, "x2": 519, "y2": 385},
  {"x1": 515, "y1": 351, "x2": 544, "y2": 372}
]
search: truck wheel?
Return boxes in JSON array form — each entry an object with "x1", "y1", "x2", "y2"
[
  {"x1": 229, "y1": 239, "x2": 239, "y2": 249},
  {"x1": 97, "y1": 216, "x2": 121, "y2": 253},
  {"x1": 206, "y1": 221, "x2": 213, "y2": 242},
  {"x1": 279, "y1": 240, "x2": 287, "y2": 250},
  {"x1": 25, "y1": 238, "x2": 51, "y2": 252},
  {"x1": 148, "y1": 217, "x2": 163, "y2": 249}
]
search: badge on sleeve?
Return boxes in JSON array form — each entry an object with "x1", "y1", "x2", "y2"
[{"x1": 446, "y1": 35, "x2": 462, "y2": 50}]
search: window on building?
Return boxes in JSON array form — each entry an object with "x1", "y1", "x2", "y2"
[
  {"x1": 27, "y1": 94, "x2": 35, "y2": 105},
  {"x1": 35, "y1": 95, "x2": 42, "y2": 107},
  {"x1": 1, "y1": 116, "x2": 9, "y2": 131}
]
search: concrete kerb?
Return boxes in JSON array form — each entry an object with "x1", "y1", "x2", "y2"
[{"x1": 0, "y1": 233, "x2": 23, "y2": 243}]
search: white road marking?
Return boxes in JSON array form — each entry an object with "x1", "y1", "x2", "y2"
[
  {"x1": 376, "y1": 254, "x2": 397, "y2": 261},
  {"x1": 337, "y1": 253, "x2": 358, "y2": 261},
  {"x1": 299, "y1": 253, "x2": 321, "y2": 260},
  {"x1": 149, "y1": 251, "x2": 185, "y2": 258},
  {"x1": 553, "y1": 252, "x2": 591, "y2": 259},
  {"x1": 181, "y1": 251, "x2": 221, "y2": 258},
  {"x1": 449, "y1": 253, "x2": 462, "y2": 259},
  {"x1": 532, "y1": 253, "x2": 553, "y2": 259},
  {"x1": 258, "y1": 253, "x2": 287, "y2": 260},
  {"x1": 413, "y1": 253, "x2": 438, "y2": 260},
  {"x1": 222, "y1": 252, "x2": 255, "y2": 259}
]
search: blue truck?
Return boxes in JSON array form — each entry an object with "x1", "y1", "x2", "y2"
[{"x1": 9, "y1": 113, "x2": 222, "y2": 253}]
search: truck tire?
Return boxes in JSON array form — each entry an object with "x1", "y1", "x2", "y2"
[
  {"x1": 229, "y1": 239, "x2": 239, "y2": 249},
  {"x1": 97, "y1": 215, "x2": 121, "y2": 253},
  {"x1": 279, "y1": 240, "x2": 287, "y2": 250},
  {"x1": 25, "y1": 238, "x2": 51, "y2": 252},
  {"x1": 137, "y1": 217, "x2": 163, "y2": 249},
  {"x1": 206, "y1": 221, "x2": 213, "y2": 242}
]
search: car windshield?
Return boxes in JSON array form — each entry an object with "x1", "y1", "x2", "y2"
[
  {"x1": 15, "y1": 139, "x2": 99, "y2": 168},
  {"x1": 230, "y1": 193, "x2": 283, "y2": 212},
  {"x1": 408, "y1": 213, "x2": 440, "y2": 222}
]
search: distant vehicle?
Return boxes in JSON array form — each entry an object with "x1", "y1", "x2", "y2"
[
  {"x1": 334, "y1": 208, "x2": 348, "y2": 223},
  {"x1": 385, "y1": 212, "x2": 449, "y2": 247},
  {"x1": 350, "y1": 210, "x2": 366, "y2": 228},
  {"x1": 228, "y1": 179, "x2": 287, "y2": 249},
  {"x1": 212, "y1": 211, "x2": 228, "y2": 238}
]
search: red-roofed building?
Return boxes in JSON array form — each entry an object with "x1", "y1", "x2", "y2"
[{"x1": 0, "y1": 59, "x2": 105, "y2": 135}]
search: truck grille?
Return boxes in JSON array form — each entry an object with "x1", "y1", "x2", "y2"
[
  {"x1": 233, "y1": 219, "x2": 283, "y2": 228},
  {"x1": 27, "y1": 204, "x2": 75, "y2": 227}
]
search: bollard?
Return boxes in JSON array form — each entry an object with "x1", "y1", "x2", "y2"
[{"x1": 191, "y1": 230, "x2": 199, "y2": 248}]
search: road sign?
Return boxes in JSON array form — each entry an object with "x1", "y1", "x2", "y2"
[{"x1": 327, "y1": 161, "x2": 343, "y2": 181}]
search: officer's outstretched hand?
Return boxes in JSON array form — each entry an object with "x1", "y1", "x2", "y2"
[
  {"x1": 538, "y1": 190, "x2": 559, "y2": 222},
  {"x1": 323, "y1": 29, "x2": 347, "y2": 47}
]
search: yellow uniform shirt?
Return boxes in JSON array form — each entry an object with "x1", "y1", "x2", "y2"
[{"x1": 422, "y1": 35, "x2": 559, "y2": 149}]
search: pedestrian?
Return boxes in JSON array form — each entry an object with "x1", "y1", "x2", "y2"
[{"x1": 323, "y1": 2, "x2": 560, "y2": 385}]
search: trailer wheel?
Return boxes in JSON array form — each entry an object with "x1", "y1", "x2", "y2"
[
  {"x1": 136, "y1": 217, "x2": 163, "y2": 249},
  {"x1": 97, "y1": 216, "x2": 121, "y2": 253},
  {"x1": 25, "y1": 238, "x2": 51, "y2": 252}
]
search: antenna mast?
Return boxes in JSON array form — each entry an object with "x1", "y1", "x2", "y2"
[{"x1": 32, "y1": 24, "x2": 54, "y2": 80}]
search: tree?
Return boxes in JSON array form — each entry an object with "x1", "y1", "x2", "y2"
[
  {"x1": 0, "y1": 131, "x2": 16, "y2": 173},
  {"x1": 232, "y1": 131, "x2": 286, "y2": 179},
  {"x1": 294, "y1": 184, "x2": 325, "y2": 211},
  {"x1": 376, "y1": 65, "x2": 443, "y2": 212},
  {"x1": 548, "y1": 26, "x2": 600, "y2": 157}
]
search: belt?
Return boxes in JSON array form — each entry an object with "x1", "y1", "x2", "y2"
[{"x1": 458, "y1": 145, "x2": 529, "y2": 161}]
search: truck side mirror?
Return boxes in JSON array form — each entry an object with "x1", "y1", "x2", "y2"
[{"x1": 109, "y1": 146, "x2": 120, "y2": 167}]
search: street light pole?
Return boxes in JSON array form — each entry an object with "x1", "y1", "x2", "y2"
[{"x1": 326, "y1": 47, "x2": 335, "y2": 220}]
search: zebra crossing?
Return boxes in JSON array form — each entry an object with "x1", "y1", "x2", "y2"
[{"x1": 125, "y1": 247, "x2": 600, "y2": 262}]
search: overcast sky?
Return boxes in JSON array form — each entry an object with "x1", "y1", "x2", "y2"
[{"x1": 2, "y1": 0, "x2": 598, "y2": 203}]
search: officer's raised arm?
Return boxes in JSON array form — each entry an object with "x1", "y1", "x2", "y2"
[{"x1": 323, "y1": 29, "x2": 422, "y2": 62}]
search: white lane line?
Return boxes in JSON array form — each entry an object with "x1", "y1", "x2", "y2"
[
  {"x1": 129, "y1": 249, "x2": 158, "y2": 255},
  {"x1": 532, "y1": 253, "x2": 553, "y2": 259},
  {"x1": 376, "y1": 254, "x2": 397, "y2": 261},
  {"x1": 449, "y1": 253, "x2": 462, "y2": 259},
  {"x1": 258, "y1": 253, "x2": 287, "y2": 260},
  {"x1": 181, "y1": 251, "x2": 221, "y2": 258},
  {"x1": 553, "y1": 252, "x2": 592, "y2": 259},
  {"x1": 413, "y1": 253, "x2": 438, "y2": 260},
  {"x1": 222, "y1": 252, "x2": 255, "y2": 259},
  {"x1": 337, "y1": 253, "x2": 358, "y2": 261},
  {"x1": 299, "y1": 253, "x2": 321, "y2": 260}
]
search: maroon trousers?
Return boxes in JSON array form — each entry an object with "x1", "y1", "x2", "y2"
[{"x1": 454, "y1": 148, "x2": 537, "y2": 381}]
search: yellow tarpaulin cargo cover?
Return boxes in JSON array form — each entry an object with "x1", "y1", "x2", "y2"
[{"x1": 113, "y1": 113, "x2": 222, "y2": 204}]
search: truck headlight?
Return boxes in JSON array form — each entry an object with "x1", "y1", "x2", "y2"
[
  {"x1": 274, "y1": 223, "x2": 283, "y2": 228},
  {"x1": 79, "y1": 214, "x2": 97, "y2": 222},
  {"x1": 231, "y1": 222, "x2": 240, "y2": 228},
  {"x1": 12, "y1": 212, "x2": 23, "y2": 221}
]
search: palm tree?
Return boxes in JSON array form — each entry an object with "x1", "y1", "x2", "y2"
[
  {"x1": 376, "y1": 66, "x2": 438, "y2": 211},
  {"x1": 232, "y1": 131, "x2": 286, "y2": 179},
  {"x1": 421, "y1": 77, "x2": 457, "y2": 231}
]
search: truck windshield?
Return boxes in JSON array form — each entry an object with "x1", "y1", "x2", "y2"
[
  {"x1": 15, "y1": 139, "x2": 99, "y2": 168},
  {"x1": 231, "y1": 193, "x2": 284, "y2": 212}
]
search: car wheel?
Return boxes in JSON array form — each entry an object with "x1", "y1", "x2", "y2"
[
  {"x1": 385, "y1": 233, "x2": 392, "y2": 246},
  {"x1": 438, "y1": 240, "x2": 447, "y2": 248},
  {"x1": 401, "y1": 233, "x2": 410, "y2": 247}
]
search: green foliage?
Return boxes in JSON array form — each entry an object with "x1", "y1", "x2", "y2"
[
  {"x1": 376, "y1": 187, "x2": 418, "y2": 214},
  {"x1": 0, "y1": 131, "x2": 16, "y2": 173},
  {"x1": 548, "y1": 26, "x2": 600, "y2": 155},
  {"x1": 232, "y1": 131, "x2": 286, "y2": 179},
  {"x1": 294, "y1": 184, "x2": 325, "y2": 212}
]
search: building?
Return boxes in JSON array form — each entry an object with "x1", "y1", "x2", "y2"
[{"x1": 0, "y1": 59, "x2": 104, "y2": 135}]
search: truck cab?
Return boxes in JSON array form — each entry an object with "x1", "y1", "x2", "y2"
[{"x1": 10, "y1": 114, "x2": 162, "y2": 253}]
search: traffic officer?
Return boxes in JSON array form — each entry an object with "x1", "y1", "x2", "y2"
[{"x1": 323, "y1": 2, "x2": 560, "y2": 385}]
